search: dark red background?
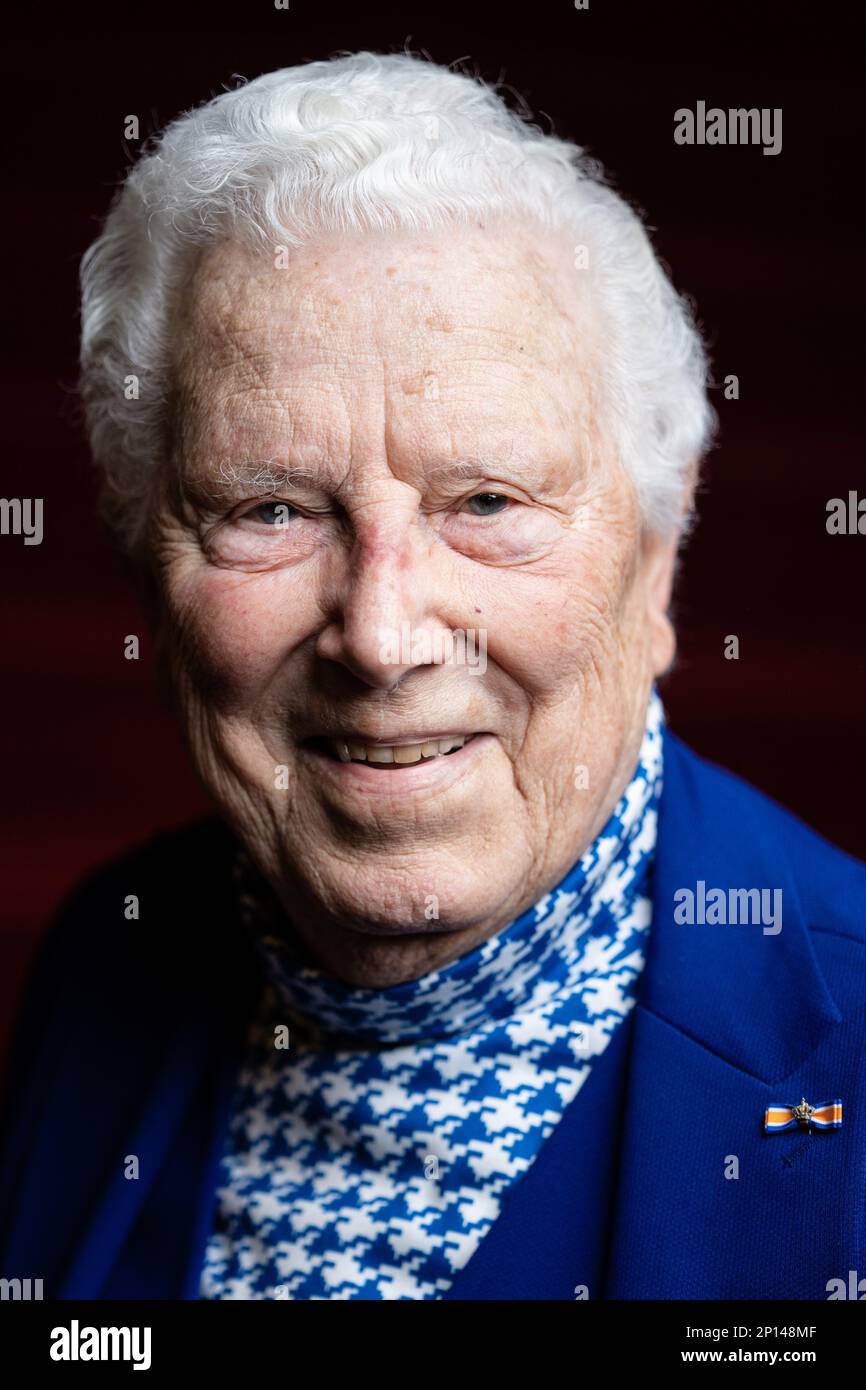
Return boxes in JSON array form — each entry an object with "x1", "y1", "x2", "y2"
[{"x1": 2, "y1": 0, "x2": 863, "y2": 1063}]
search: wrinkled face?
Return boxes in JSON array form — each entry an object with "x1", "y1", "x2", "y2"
[{"x1": 151, "y1": 220, "x2": 679, "y2": 986}]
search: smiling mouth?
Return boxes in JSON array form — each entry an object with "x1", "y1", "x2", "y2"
[{"x1": 305, "y1": 733, "x2": 477, "y2": 768}]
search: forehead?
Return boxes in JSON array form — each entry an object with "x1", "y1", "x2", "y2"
[{"x1": 171, "y1": 221, "x2": 601, "y2": 474}]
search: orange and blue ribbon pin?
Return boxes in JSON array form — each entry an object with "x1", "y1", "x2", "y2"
[{"x1": 764, "y1": 1097, "x2": 842, "y2": 1132}]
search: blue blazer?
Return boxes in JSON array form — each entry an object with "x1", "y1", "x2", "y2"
[{"x1": 2, "y1": 730, "x2": 865, "y2": 1299}]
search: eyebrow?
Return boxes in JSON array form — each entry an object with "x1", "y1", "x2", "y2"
[
  {"x1": 427, "y1": 460, "x2": 503, "y2": 483},
  {"x1": 201, "y1": 460, "x2": 323, "y2": 498},
  {"x1": 424, "y1": 457, "x2": 566, "y2": 496}
]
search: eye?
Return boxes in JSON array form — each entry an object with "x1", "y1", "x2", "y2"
[
  {"x1": 460, "y1": 492, "x2": 512, "y2": 517},
  {"x1": 247, "y1": 500, "x2": 298, "y2": 527}
]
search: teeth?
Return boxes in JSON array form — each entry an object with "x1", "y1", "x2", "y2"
[
  {"x1": 326, "y1": 734, "x2": 470, "y2": 764},
  {"x1": 393, "y1": 745, "x2": 422, "y2": 764}
]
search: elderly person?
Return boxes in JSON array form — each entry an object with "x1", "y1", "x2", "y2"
[{"x1": 1, "y1": 51, "x2": 864, "y2": 1303}]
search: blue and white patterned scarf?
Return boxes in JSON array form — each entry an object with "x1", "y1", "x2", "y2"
[{"x1": 200, "y1": 688, "x2": 664, "y2": 1300}]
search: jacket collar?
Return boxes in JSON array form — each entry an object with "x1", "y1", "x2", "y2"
[{"x1": 640, "y1": 728, "x2": 842, "y2": 1085}]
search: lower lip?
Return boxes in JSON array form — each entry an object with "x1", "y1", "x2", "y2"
[{"x1": 300, "y1": 733, "x2": 493, "y2": 797}]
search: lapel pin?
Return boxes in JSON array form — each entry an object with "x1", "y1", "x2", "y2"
[{"x1": 765, "y1": 1097, "x2": 842, "y2": 1133}]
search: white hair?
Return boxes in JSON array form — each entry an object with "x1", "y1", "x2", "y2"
[{"x1": 79, "y1": 50, "x2": 716, "y2": 555}]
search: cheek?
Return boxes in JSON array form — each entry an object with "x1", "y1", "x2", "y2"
[
  {"x1": 486, "y1": 530, "x2": 638, "y2": 694},
  {"x1": 163, "y1": 568, "x2": 303, "y2": 708}
]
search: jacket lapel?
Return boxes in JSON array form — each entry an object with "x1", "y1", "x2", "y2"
[
  {"x1": 604, "y1": 731, "x2": 861, "y2": 1299},
  {"x1": 59, "y1": 1001, "x2": 252, "y2": 1300}
]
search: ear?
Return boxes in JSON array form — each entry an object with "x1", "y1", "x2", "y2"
[
  {"x1": 642, "y1": 466, "x2": 696, "y2": 674},
  {"x1": 641, "y1": 529, "x2": 680, "y2": 676}
]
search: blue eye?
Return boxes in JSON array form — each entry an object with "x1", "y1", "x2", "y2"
[
  {"x1": 462, "y1": 493, "x2": 510, "y2": 516},
  {"x1": 252, "y1": 501, "x2": 296, "y2": 526}
]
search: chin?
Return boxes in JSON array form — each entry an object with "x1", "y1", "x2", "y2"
[{"x1": 295, "y1": 850, "x2": 524, "y2": 940}]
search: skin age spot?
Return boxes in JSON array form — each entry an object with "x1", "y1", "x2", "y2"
[{"x1": 401, "y1": 375, "x2": 429, "y2": 396}]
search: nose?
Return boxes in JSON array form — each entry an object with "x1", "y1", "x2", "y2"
[{"x1": 315, "y1": 514, "x2": 456, "y2": 690}]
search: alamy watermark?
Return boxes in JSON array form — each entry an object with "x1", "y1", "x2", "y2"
[
  {"x1": 0, "y1": 1276, "x2": 43, "y2": 1299},
  {"x1": 826, "y1": 1270, "x2": 866, "y2": 1299},
  {"x1": 674, "y1": 102, "x2": 782, "y2": 156},
  {"x1": 674, "y1": 881, "x2": 782, "y2": 935},
  {"x1": 826, "y1": 491, "x2": 865, "y2": 534},
  {"x1": 378, "y1": 622, "x2": 487, "y2": 674},
  {"x1": 0, "y1": 498, "x2": 43, "y2": 545},
  {"x1": 49, "y1": 1320, "x2": 151, "y2": 1370}
]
